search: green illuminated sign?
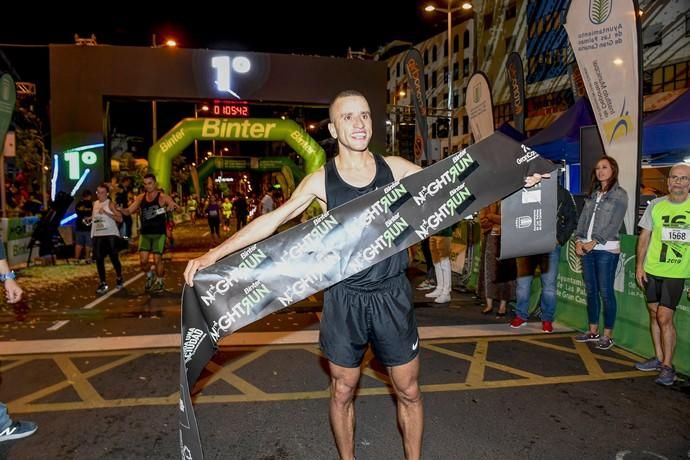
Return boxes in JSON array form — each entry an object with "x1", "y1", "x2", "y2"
[{"x1": 63, "y1": 148, "x2": 98, "y2": 179}]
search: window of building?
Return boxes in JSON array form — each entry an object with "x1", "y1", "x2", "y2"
[
  {"x1": 463, "y1": 30, "x2": 470, "y2": 49},
  {"x1": 432, "y1": 70, "x2": 437, "y2": 89},
  {"x1": 453, "y1": 94, "x2": 459, "y2": 108},
  {"x1": 453, "y1": 35, "x2": 459, "y2": 53},
  {"x1": 444, "y1": 39, "x2": 448, "y2": 57},
  {"x1": 650, "y1": 60, "x2": 690, "y2": 93},
  {"x1": 387, "y1": 67, "x2": 390, "y2": 80},
  {"x1": 506, "y1": 2, "x2": 517, "y2": 20},
  {"x1": 462, "y1": 115, "x2": 468, "y2": 134},
  {"x1": 432, "y1": 45, "x2": 437, "y2": 61},
  {"x1": 425, "y1": 73, "x2": 429, "y2": 91},
  {"x1": 424, "y1": 49, "x2": 429, "y2": 65},
  {"x1": 453, "y1": 62, "x2": 459, "y2": 80},
  {"x1": 484, "y1": 13, "x2": 493, "y2": 29},
  {"x1": 463, "y1": 58, "x2": 469, "y2": 77},
  {"x1": 525, "y1": 89, "x2": 575, "y2": 116},
  {"x1": 432, "y1": 96, "x2": 437, "y2": 108},
  {"x1": 462, "y1": 87, "x2": 467, "y2": 103},
  {"x1": 643, "y1": 23, "x2": 662, "y2": 48},
  {"x1": 444, "y1": 66, "x2": 449, "y2": 82},
  {"x1": 396, "y1": 62, "x2": 401, "y2": 78},
  {"x1": 494, "y1": 103, "x2": 512, "y2": 127},
  {"x1": 452, "y1": 117, "x2": 459, "y2": 136}
]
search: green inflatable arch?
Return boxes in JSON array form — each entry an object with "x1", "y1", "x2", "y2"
[
  {"x1": 148, "y1": 118, "x2": 326, "y2": 192},
  {"x1": 195, "y1": 156, "x2": 305, "y2": 192}
]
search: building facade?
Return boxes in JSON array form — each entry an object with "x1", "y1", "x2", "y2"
[{"x1": 385, "y1": 0, "x2": 690, "y2": 160}]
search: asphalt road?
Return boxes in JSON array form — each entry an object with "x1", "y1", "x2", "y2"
[{"x1": 0, "y1": 220, "x2": 688, "y2": 459}]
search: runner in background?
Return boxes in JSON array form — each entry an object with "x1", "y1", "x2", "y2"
[
  {"x1": 91, "y1": 183, "x2": 124, "y2": 295},
  {"x1": 73, "y1": 189, "x2": 93, "y2": 264},
  {"x1": 233, "y1": 192, "x2": 248, "y2": 230},
  {"x1": 205, "y1": 195, "x2": 222, "y2": 245},
  {"x1": 120, "y1": 174, "x2": 179, "y2": 293},
  {"x1": 187, "y1": 195, "x2": 198, "y2": 225},
  {"x1": 221, "y1": 197, "x2": 233, "y2": 234}
]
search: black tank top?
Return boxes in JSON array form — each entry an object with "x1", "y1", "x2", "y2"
[
  {"x1": 325, "y1": 154, "x2": 408, "y2": 289},
  {"x1": 140, "y1": 192, "x2": 167, "y2": 235}
]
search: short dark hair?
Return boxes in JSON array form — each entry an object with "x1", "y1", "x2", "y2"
[
  {"x1": 144, "y1": 173, "x2": 156, "y2": 181},
  {"x1": 329, "y1": 89, "x2": 366, "y2": 122}
]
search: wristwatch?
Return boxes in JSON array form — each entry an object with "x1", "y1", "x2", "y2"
[{"x1": 0, "y1": 271, "x2": 17, "y2": 282}]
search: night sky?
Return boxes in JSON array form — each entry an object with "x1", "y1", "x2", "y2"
[
  {"x1": 0, "y1": 1, "x2": 452, "y2": 160},
  {"x1": 1, "y1": 1, "x2": 448, "y2": 79}
]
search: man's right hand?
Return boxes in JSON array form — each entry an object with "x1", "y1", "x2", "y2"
[
  {"x1": 635, "y1": 267, "x2": 647, "y2": 289},
  {"x1": 184, "y1": 252, "x2": 219, "y2": 287}
]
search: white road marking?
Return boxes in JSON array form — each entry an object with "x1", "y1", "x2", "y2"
[
  {"x1": 81, "y1": 272, "x2": 145, "y2": 310},
  {"x1": 47, "y1": 320, "x2": 70, "y2": 331}
]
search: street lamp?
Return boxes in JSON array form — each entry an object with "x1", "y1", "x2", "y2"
[
  {"x1": 424, "y1": 1, "x2": 473, "y2": 114},
  {"x1": 194, "y1": 104, "x2": 209, "y2": 164}
]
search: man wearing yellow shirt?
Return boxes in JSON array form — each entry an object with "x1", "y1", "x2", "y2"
[{"x1": 635, "y1": 163, "x2": 690, "y2": 386}]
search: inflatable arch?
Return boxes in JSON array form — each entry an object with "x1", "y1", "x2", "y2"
[
  {"x1": 148, "y1": 118, "x2": 326, "y2": 192},
  {"x1": 194, "y1": 156, "x2": 304, "y2": 190}
]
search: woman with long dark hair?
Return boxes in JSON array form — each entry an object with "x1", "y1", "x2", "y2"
[{"x1": 573, "y1": 156, "x2": 628, "y2": 350}]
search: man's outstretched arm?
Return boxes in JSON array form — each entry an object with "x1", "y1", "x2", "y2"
[
  {"x1": 120, "y1": 194, "x2": 143, "y2": 216},
  {"x1": 184, "y1": 171, "x2": 325, "y2": 286}
]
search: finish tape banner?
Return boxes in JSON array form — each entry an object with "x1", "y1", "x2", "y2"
[{"x1": 179, "y1": 132, "x2": 554, "y2": 459}]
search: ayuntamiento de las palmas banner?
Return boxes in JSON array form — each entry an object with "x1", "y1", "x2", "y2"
[{"x1": 178, "y1": 132, "x2": 555, "y2": 459}]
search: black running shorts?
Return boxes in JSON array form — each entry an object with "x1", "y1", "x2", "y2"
[
  {"x1": 319, "y1": 273, "x2": 419, "y2": 368},
  {"x1": 645, "y1": 273, "x2": 686, "y2": 310}
]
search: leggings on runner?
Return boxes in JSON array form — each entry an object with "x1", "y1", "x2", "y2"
[{"x1": 93, "y1": 235, "x2": 123, "y2": 283}]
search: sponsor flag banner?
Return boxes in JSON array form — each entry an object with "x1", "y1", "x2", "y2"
[
  {"x1": 405, "y1": 48, "x2": 430, "y2": 165},
  {"x1": 0, "y1": 74, "x2": 16, "y2": 152},
  {"x1": 564, "y1": 0, "x2": 642, "y2": 234},
  {"x1": 500, "y1": 171, "x2": 558, "y2": 259},
  {"x1": 505, "y1": 53, "x2": 526, "y2": 134},
  {"x1": 179, "y1": 132, "x2": 554, "y2": 459},
  {"x1": 465, "y1": 72, "x2": 494, "y2": 142}
]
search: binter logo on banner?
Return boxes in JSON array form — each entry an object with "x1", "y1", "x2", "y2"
[{"x1": 564, "y1": 0, "x2": 642, "y2": 235}]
